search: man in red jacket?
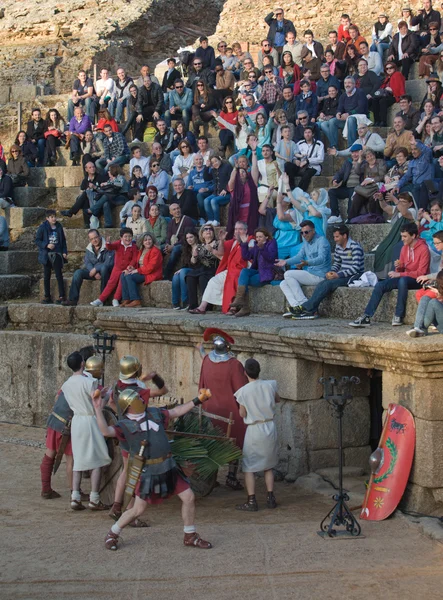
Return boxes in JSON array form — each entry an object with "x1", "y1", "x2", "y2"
[
  {"x1": 90, "y1": 228, "x2": 138, "y2": 307},
  {"x1": 350, "y1": 223, "x2": 430, "y2": 328}
]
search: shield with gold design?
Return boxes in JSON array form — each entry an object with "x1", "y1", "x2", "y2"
[{"x1": 360, "y1": 403, "x2": 415, "y2": 521}]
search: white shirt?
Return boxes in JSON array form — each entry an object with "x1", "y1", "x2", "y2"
[
  {"x1": 95, "y1": 78, "x2": 116, "y2": 102},
  {"x1": 130, "y1": 156, "x2": 150, "y2": 178}
]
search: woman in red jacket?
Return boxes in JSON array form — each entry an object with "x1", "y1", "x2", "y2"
[
  {"x1": 120, "y1": 232, "x2": 163, "y2": 307},
  {"x1": 372, "y1": 61, "x2": 405, "y2": 126},
  {"x1": 94, "y1": 108, "x2": 119, "y2": 137}
]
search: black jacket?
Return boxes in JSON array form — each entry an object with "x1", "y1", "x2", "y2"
[
  {"x1": 411, "y1": 9, "x2": 442, "y2": 32},
  {"x1": 195, "y1": 46, "x2": 216, "y2": 70},
  {"x1": 212, "y1": 162, "x2": 233, "y2": 195},
  {"x1": 265, "y1": 13, "x2": 296, "y2": 44},
  {"x1": 161, "y1": 68, "x2": 182, "y2": 91},
  {"x1": 388, "y1": 32, "x2": 419, "y2": 61},
  {"x1": 396, "y1": 108, "x2": 421, "y2": 131},
  {"x1": 26, "y1": 119, "x2": 46, "y2": 142},
  {"x1": 356, "y1": 71, "x2": 381, "y2": 97},
  {"x1": 135, "y1": 83, "x2": 165, "y2": 114},
  {"x1": 172, "y1": 190, "x2": 199, "y2": 221},
  {"x1": 0, "y1": 174, "x2": 13, "y2": 199},
  {"x1": 273, "y1": 97, "x2": 297, "y2": 124},
  {"x1": 35, "y1": 220, "x2": 68, "y2": 265},
  {"x1": 80, "y1": 173, "x2": 108, "y2": 192},
  {"x1": 333, "y1": 159, "x2": 363, "y2": 187},
  {"x1": 186, "y1": 68, "x2": 216, "y2": 91}
]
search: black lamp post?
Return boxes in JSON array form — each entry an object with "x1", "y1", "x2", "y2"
[
  {"x1": 93, "y1": 331, "x2": 117, "y2": 386},
  {"x1": 318, "y1": 376, "x2": 362, "y2": 539}
]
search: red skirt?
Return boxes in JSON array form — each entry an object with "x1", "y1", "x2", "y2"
[
  {"x1": 135, "y1": 473, "x2": 189, "y2": 505},
  {"x1": 46, "y1": 427, "x2": 73, "y2": 455}
]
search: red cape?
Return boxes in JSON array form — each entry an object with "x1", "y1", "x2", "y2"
[{"x1": 217, "y1": 238, "x2": 251, "y2": 313}]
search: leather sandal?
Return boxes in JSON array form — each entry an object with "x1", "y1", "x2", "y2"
[
  {"x1": 129, "y1": 518, "x2": 150, "y2": 528},
  {"x1": 235, "y1": 499, "x2": 258, "y2": 512},
  {"x1": 89, "y1": 500, "x2": 111, "y2": 511},
  {"x1": 188, "y1": 307, "x2": 206, "y2": 314},
  {"x1": 226, "y1": 475, "x2": 244, "y2": 491},
  {"x1": 70, "y1": 499, "x2": 86, "y2": 511},
  {"x1": 105, "y1": 530, "x2": 119, "y2": 551},
  {"x1": 41, "y1": 490, "x2": 61, "y2": 499},
  {"x1": 183, "y1": 532, "x2": 212, "y2": 549}
]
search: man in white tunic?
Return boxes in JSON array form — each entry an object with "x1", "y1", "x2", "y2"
[
  {"x1": 234, "y1": 358, "x2": 279, "y2": 512},
  {"x1": 62, "y1": 351, "x2": 111, "y2": 511}
]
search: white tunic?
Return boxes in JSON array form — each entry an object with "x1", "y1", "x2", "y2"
[
  {"x1": 235, "y1": 379, "x2": 278, "y2": 472},
  {"x1": 62, "y1": 374, "x2": 111, "y2": 471}
]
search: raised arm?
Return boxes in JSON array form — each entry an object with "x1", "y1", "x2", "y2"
[
  {"x1": 92, "y1": 390, "x2": 117, "y2": 438},
  {"x1": 168, "y1": 389, "x2": 211, "y2": 419}
]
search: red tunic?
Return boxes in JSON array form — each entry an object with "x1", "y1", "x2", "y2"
[
  {"x1": 217, "y1": 239, "x2": 249, "y2": 313},
  {"x1": 198, "y1": 355, "x2": 248, "y2": 447},
  {"x1": 45, "y1": 428, "x2": 73, "y2": 455}
]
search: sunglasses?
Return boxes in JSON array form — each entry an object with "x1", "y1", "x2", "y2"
[
  {"x1": 175, "y1": 85, "x2": 183, "y2": 89},
  {"x1": 301, "y1": 230, "x2": 313, "y2": 235},
  {"x1": 194, "y1": 63, "x2": 202, "y2": 66},
  {"x1": 276, "y1": 12, "x2": 283, "y2": 15},
  {"x1": 300, "y1": 116, "x2": 308, "y2": 120},
  {"x1": 225, "y1": 100, "x2": 233, "y2": 104},
  {"x1": 11, "y1": 150, "x2": 19, "y2": 154},
  {"x1": 386, "y1": 66, "x2": 394, "y2": 70},
  {"x1": 430, "y1": 27, "x2": 439, "y2": 30},
  {"x1": 264, "y1": 70, "x2": 272, "y2": 73},
  {"x1": 197, "y1": 83, "x2": 205, "y2": 86},
  {"x1": 203, "y1": 227, "x2": 213, "y2": 231},
  {"x1": 151, "y1": 163, "x2": 159, "y2": 167},
  {"x1": 248, "y1": 74, "x2": 257, "y2": 78},
  {"x1": 263, "y1": 44, "x2": 270, "y2": 47},
  {"x1": 219, "y1": 44, "x2": 227, "y2": 48}
]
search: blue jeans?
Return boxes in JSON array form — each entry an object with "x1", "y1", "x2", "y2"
[
  {"x1": 196, "y1": 191, "x2": 212, "y2": 220},
  {"x1": 36, "y1": 138, "x2": 46, "y2": 166},
  {"x1": 164, "y1": 108, "x2": 191, "y2": 130},
  {"x1": 370, "y1": 41, "x2": 390, "y2": 61},
  {"x1": 172, "y1": 267, "x2": 192, "y2": 305},
  {"x1": 69, "y1": 266, "x2": 112, "y2": 303},
  {"x1": 164, "y1": 244, "x2": 182, "y2": 280},
  {"x1": 424, "y1": 298, "x2": 443, "y2": 332},
  {"x1": 302, "y1": 276, "x2": 354, "y2": 313},
  {"x1": 364, "y1": 276, "x2": 421, "y2": 318},
  {"x1": 96, "y1": 154, "x2": 130, "y2": 173},
  {"x1": 90, "y1": 194, "x2": 127, "y2": 228},
  {"x1": 203, "y1": 193, "x2": 231, "y2": 222},
  {"x1": 320, "y1": 116, "x2": 358, "y2": 149},
  {"x1": 238, "y1": 268, "x2": 267, "y2": 291},
  {"x1": 120, "y1": 272, "x2": 145, "y2": 301},
  {"x1": 414, "y1": 295, "x2": 433, "y2": 330},
  {"x1": 111, "y1": 97, "x2": 132, "y2": 123},
  {"x1": 67, "y1": 97, "x2": 95, "y2": 122}
]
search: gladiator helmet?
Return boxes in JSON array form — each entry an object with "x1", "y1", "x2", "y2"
[
  {"x1": 84, "y1": 356, "x2": 104, "y2": 379},
  {"x1": 203, "y1": 328, "x2": 235, "y2": 356},
  {"x1": 119, "y1": 355, "x2": 141, "y2": 380},
  {"x1": 117, "y1": 388, "x2": 145, "y2": 415}
]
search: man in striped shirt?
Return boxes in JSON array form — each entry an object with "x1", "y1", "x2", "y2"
[{"x1": 291, "y1": 224, "x2": 364, "y2": 319}]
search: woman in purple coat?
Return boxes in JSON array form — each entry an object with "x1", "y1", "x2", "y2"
[{"x1": 229, "y1": 227, "x2": 278, "y2": 317}]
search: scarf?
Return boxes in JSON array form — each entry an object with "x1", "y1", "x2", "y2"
[
  {"x1": 226, "y1": 172, "x2": 259, "y2": 238},
  {"x1": 149, "y1": 215, "x2": 158, "y2": 227}
]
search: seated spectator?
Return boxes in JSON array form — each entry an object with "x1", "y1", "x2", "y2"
[
  {"x1": 300, "y1": 48, "x2": 321, "y2": 81},
  {"x1": 317, "y1": 86, "x2": 340, "y2": 128},
  {"x1": 343, "y1": 44, "x2": 361, "y2": 77},
  {"x1": 348, "y1": 149, "x2": 387, "y2": 221},
  {"x1": 171, "y1": 229, "x2": 198, "y2": 309},
  {"x1": 44, "y1": 108, "x2": 65, "y2": 166},
  {"x1": 230, "y1": 227, "x2": 278, "y2": 317},
  {"x1": 94, "y1": 68, "x2": 116, "y2": 115},
  {"x1": 323, "y1": 50, "x2": 341, "y2": 79},
  {"x1": 325, "y1": 30, "x2": 346, "y2": 61},
  {"x1": 60, "y1": 161, "x2": 107, "y2": 227},
  {"x1": 184, "y1": 223, "x2": 220, "y2": 310},
  {"x1": 271, "y1": 109, "x2": 295, "y2": 145},
  {"x1": 321, "y1": 76, "x2": 368, "y2": 150},
  {"x1": 400, "y1": 7, "x2": 420, "y2": 32},
  {"x1": 350, "y1": 223, "x2": 430, "y2": 327},
  {"x1": 418, "y1": 22, "x2": 441, "y2": 78},
  {"x1": 387, "y1": 21, "x2": 419, "y2": 80},
  {"x1": 355, "y1": 59, "x2": 381, "y2": 106},
  {"x1": 147, "y1": 141, "x2": 172, "y2": 175},
  {"x1": 345, "y1": 25, "x2": 366, "y2": 52},
  {"x1": 26, "y1": 108, "x2": 46, "y2": 167},
  {"x1": 111, "y1": 67, "x2": 133, "y2": 124},
  {"x1": 396, "y1": 95, "x2": 421, "y2": 131},
  {"x1": 90, "y1": 227, "x2": 138, "y2": 307},
  {"x1": 247, "y1": 112, "x2": 273, "y2": 150},
  {"x1": 216, "y1": 111, "x2": 253, "y2": 160},
  {"x1": 239, "y1": 58, "x2": 261, "y2": 81},
  {"x1": 295, "y1": 79, "x2": 318, "y2": 122},
  {"x1": 413, "y1": 272, "x2": 443, "y2": 335},
  {"x1": 283, "y1": 174, "x2": 330, "y2": 236},
  {"x1": 284, "y1": 125, "x2": 324, "y2": 191},
  {"x1": 135, "y1": 64, "x2": 160, "y2": 88},
  {"x1": 170, "y1": 177, "x2": 198, "y2": 221},
  {"x1": 258, "y1": 68, "x2": 284, "y2": 114},
  {"x1": 120, "y1": 232, "x2": 163, "y2": 308},
  {"x1": 129, "y1": 165, "x2": 148, "y2": 199},
  {"x1": 129, "y1": 146, "x2": 149, "y2": 179},
  {"x1": 384, "y1": 115, "x2": 415, "y2": 162},
  {"x1": 188, "y1": 154, "x2": 213, "y2": 221},
  {"x1": 276, "y1": 218, "x2": 331, "y2": 318},
  {"x1": 253, "y1": 143, "x2": 280, "y2": 206},
  {"x1": 94, "y1": 108, "x2": 119, "y2": 139},
  {"x1": 15, "y1": 131, "x2": 38, "y2": 167},
  {"x1": 191, "y1": 81, "x2": 217, "y2": 136},
  {"x1": 316, "y1": 65, "x2": 340, "y2": 111},
  {"x1": 227, "y1": 154, "x2": 260, "y2": 237},
  {"x1": 211, "y1": 97, "x2": 238, "y2": 157},
  {"x1": 411, "y1": 1, "x2": 442, "y2": 34},
  {"x1": 119, "y1": 187, "x2": 144, "y2": 226},
  {"x1": 434, "y1": 51, "x2": 443, "y2": 82},
  {"x1": 189, "y1": 221, "x2": 249, "y2": 314},
  {"x1": 147, "y1": 161, "x2": 170, "y2": 203},
  {"x1": 125, "y1": 205, "x2": 148, "y2": 240},
  {"x1": 260, "y1": 191, "x2": 300, "y2": 258},
  {"x1": 81, "y1": 130, "x2": 104, "y2": 168},
  {"x1": 303, "y1": 29, "x2": 324, "y2": 61},
  {"x1": 273, "y1": 86, "x2": 297, "y2": 125},
  {"x1": 90, "y1": 164, "x2": 129, "y2": 228},
  {"x1": 0, "y1": 165, "x2": 14, "y2": 208},
  {"x1": 283, "y1": 31, "x2": 303, "y2": 67},
  {"x1": 120, "y1": 84, "x2": 141, "y2": 140},
  {"x1": 172, "y1": 140, "x2": 195, "y2": 185},
  {"x1": 134, "y1": 75, "x2": 165, "y2": 136},
  {"x1": 258, "y1": 39, "x2": 280, "y2": 71},
  {"x1": 96, "y1": 125, "x2": 130, "y2": 173},
  {"x1": 371, "y1": 62, "x2": 405, "y2": 127},
  {"x1": 35, "y1": 210, "x2": 68, "y2": 304},
  {"x1": 170, "y1": 120, "x2": 197, "y2": 162},
  {"x1": 420, "y1": 73, "x2": 442, "y2": 112},
  {"x1": 195, "y1": 36, "x2": 216, "y2": 70},
  {"x1": 7, "y1": 145, "x2": 30, "y2": 187},
  {"x1": 237, "y1": 73, "x2": 262, "y2": 104},
  {"x1": 392, "y1": 138, "x2": 434, "y2": 206},
  {"x1": 67, "y1": 70, "x2": 95, "y2": 122},
  {"x1": 370, "y1": 13, "x2": 393, "y2": 61},
  {"x1": 0, "y1": 214, "x2": 9, "y2": 251},
  {"x1": 279, "y1": 52, "x2": 300, "y2": 87},
  {"x1": 217, "y1": 41, "x2": 232, "y2": 70},
  {"x1": 243, "y1": 94, "x2": 267, "y2": 124},
  {"x1": 328, "y1": 123, "x2": 385, "y2": 157},
  {"x1": 199, "y1": 155, "x2": 233, "y2": 226},
  {"x1": 154, "y1": 119, "x2": 174, "y2": 154},
  {"x1": 196, "y1": 135, "x2": 215, "y2": 166},
  {"x1": 293, "y1": 109, "x2": 320, "y2": 142},
  {"x1": 384, "y1": 148, "x2": 410, "y2": 188},
  {"x1": 265, "y1": 8, "x2": 296, "y2": 53},
  {"x1": 416, "y1": 100, "x2": 437, "y2": 140},
  {"x1": 407, "y1": 231, "x2": 443, "y2": 336},
  {"x1": 62, "y1": 229, "x2": 114, "y2": 307},
  {"x1": 327, "y1": 143, "x2": 364, "y2": 224},
  {"x1": 165, "y1": 79, "x2": 193, "y2": 130},
  {"x1": 418, "y1": 201, "x2": 443, "y2": 271},
  {"x1": 293, "y1": 69, "x2": 317, "y2": 97},
  {"x1": 163, "y1": 203, "x2": 195, "y2": 280},
  {"x1": 161, "y1": 58, "x2": 181, "y2": 94},
  {"x1": 214, "y1": 60, "x2": 236, "y2": 100},
  {"x1": 231, "y1": 42, "x2": 252, "y2": 76},
  {"x1": 338, "y1": 13, "x2": 352, "y2": 43},
  {"x1": 145, "y1": 203, "x2": 167, "y2": 246},
  {"x1": 186, "y1": 58, "x2": 216, "y2": 92},
  {"x1": 68, "y1": 106, "x2": 92, "y2": 166},
  {"x1": 373, "y1": 191, "x2": 417, "y2": 278},
  {"x1": 291, "y1": 224, "x2": 364, "y2": 319},
  {"x1": 274, "y1": 124, "x2": 297, "y2": 171}
]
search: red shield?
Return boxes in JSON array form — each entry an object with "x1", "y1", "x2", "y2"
[{"x1": 360, "y1": 404, "x2": 415, "y2": 521}]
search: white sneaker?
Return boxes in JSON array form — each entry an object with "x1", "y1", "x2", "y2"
[
  {"x1": 90, "y1": 299, "x2": 103, "y2": 307},
  {"x1": 199, "y1": 218, "x2": 206, "y2": 226},
  {"x1": 132, "y1": 138, "x2": 141, "y2": 143},
  {"x1": 212, "y1": 220, "x2": 220, "y2": 226},
  {"x1": 327, "y1": 215, "x2": 343, "y2": 224},
  {"x1": 406, "y1": 327, "x2": 425, "y2": 338},
  {"x1": 112, "y1": 299, "x2": 120, "y2": 307}
]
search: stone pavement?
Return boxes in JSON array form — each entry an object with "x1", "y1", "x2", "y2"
[{"x1": 1, "y1": 423, "x2": 443, "y2": 600}]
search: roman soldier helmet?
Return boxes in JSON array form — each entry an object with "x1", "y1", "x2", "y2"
[
  {"x1": 117, "y1": 388, "x2": 145, "y2": 415},
  {"x1": 84, "y1": 356, "x2": 104, "y2": 379},
  {"x1": 119, "y1": 355, "x2": 141, "y2": 380},
  {"x1": 203, "y1": 328, "x2": 235, "y2": 355}
]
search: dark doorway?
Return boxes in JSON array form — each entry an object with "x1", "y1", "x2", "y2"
[{"x1": 368, "y1": 369, "x2": 383, "y2": 451}]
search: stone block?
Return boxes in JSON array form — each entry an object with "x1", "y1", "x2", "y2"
[
  {"x1": 274, "y1": 400, "x2": 309, "y2": 481},
  {"x1": 0, "y1": 275, "x2": 32, "y2": 300},
  {"x1": 253, "y1": 354, "x2": 323, "y2": 401},
  {"x1": 326, "y1": 223, "x2": 391, "y2": 254},
  {"x1": 0, "y1": 251, "x2": 40, "y2": 274},
  {"x1": 250, "y1": 283, "x2": 285, "y2": 314},
  {"x1": 400, "y1": 482, "x2": 440, "y2": 514},
  {"x1": 405, "y1": 79, "x2": 428, "y2": 103},
  {"x1": 343, "y1": 445, "x2": 372, "y2": 469},
  {"x1": 307, "y1": 396, "x2": 370, "y2": 451},
  {"x1": 382, "y1": 372, "x2": 443, "y2": 421},
  {"x1": 322, "y1": 364, "x2": 370, "y2": 397},
  {"x1": 308, "y1": 448, "x2": 339, "y2": 471},
  {"x1": 0, "y1": 306, "x2": 8, "y2": 329},
  {"x1": 0, "y1": 85, "x2": 10, "y2": 104},
  {"x1": 64, "y1": 228, "x2": 118, "y2": 253},
  {"x1": 10, "y1": 85, "x2": 38, "y2": 102},
  {"x1": 410, "y1": 418, "x2": 443, "y2": 488},
  {"x1": 0, "y1": 207, "x2": 46, "y2": 229},
  {"x1": 56, "y1": 187, "x2": 80, "y2": 209},
  {"x1": 432, "y1": 488, "x2": 443, "y2": 505},
  {"x1": 64, "y1": 167, "x2": 84, "y2": 187},
  {"x1": 12, "y1": 186, "x2": 54, "y2": 208},
  {"x1": 7, "y1": 303, "x2": 73, "y2": 326},
  {"x1": 149, "y1": 281, "x2": 172, "y2": 307},
  {"x1": 28, "y1": 167, "x2": 64, "y2": 188}
]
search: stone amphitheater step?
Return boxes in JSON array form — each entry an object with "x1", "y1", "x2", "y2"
[
  {"x1": 0, "y1": 275, "x2": 33, "y2": 301},
  {"x1": 12, "y1": 187, "x2": 55, "y2": 208},
  {"x1": 0, "y1": 251, "x2": 40, "y2": 275},
  {"x1": 39, "y1": 278, "x2": 417, "y2": 325},
  {"x1": 0, "y1": 207, "x2": 47, "y2": 229},
  {"x1": 28, "y1": 166, "x2": 84, "y2": 188}
]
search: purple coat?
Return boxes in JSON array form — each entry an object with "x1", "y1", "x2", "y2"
[
  {"x1": 240, "y1": 238, "x2": 278, "y2": 282},
  {"x1": 69, "y1": 115, "x2": 92, "y2": 135}
]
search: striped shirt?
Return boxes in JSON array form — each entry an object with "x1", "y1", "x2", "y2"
[{"x1": 331, "y1": 237, "x2": 364, "y2": 279}]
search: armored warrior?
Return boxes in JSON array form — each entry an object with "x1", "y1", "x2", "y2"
[
  {"x1": 198, "y1": 328, "x2": 248, "y2": 490},
  {"x1": 92, "y1": 387, "x2": 213, "y2": 551}
]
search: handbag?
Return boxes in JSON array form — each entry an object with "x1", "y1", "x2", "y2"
[
  {"x1": 44, "y1": 129, "x2": 61, "y2": 139},
  {"x1": 170, "y1": 216, "x2": 185, "y2": 245},
  {"x1": 354, "y1": 183, "x2": 379, "y2": 198}
]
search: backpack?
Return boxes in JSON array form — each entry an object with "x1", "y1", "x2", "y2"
[{"x1": 143, "y1": 127, "x2": 157, "y2": 142}]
